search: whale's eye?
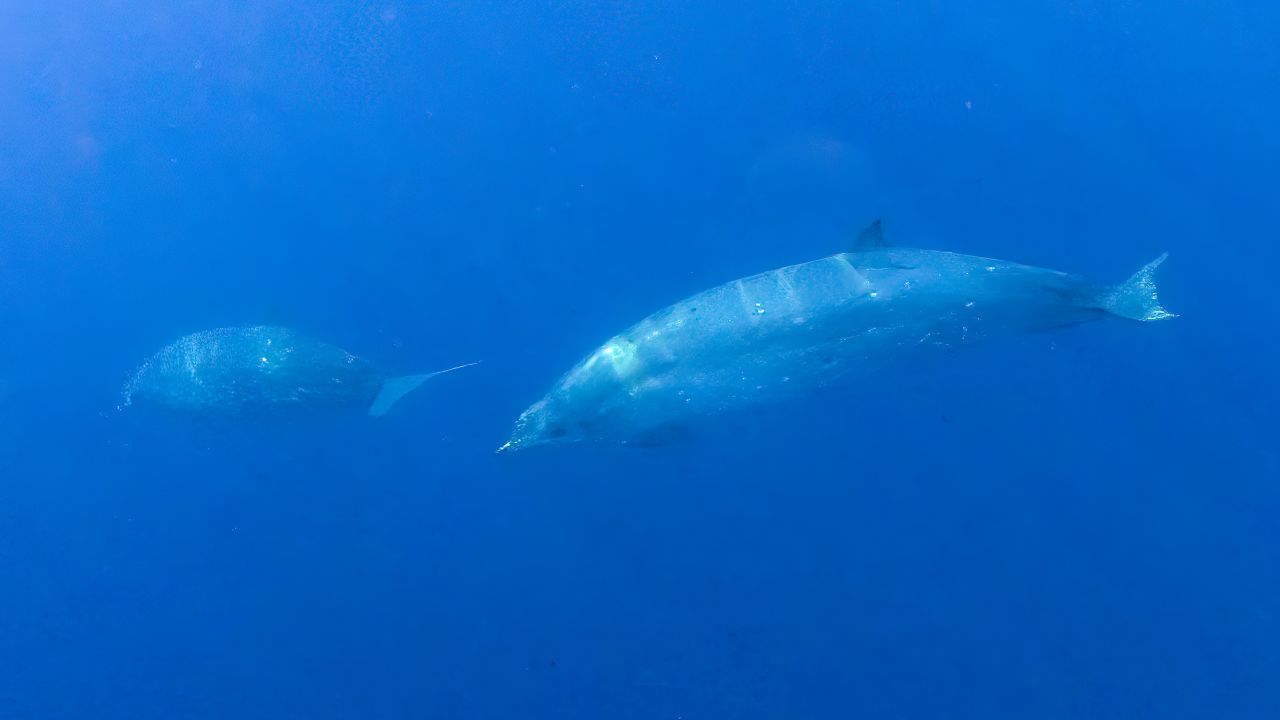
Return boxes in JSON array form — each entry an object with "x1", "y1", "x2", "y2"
[{"x1": 546, "y1": 424, "x2": 569, "y2": 439}]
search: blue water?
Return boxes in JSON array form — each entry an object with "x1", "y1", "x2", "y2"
[{"x1": 2, "y1": 2, "x2": 1278, "y2": 717}]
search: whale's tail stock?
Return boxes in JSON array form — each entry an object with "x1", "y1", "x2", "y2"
[
  {"x1": 1096, "y1": 253, "x2": 1177, "y2": 322},
  {"x1": 368, "y1": 361, "x2": 481, "y2": 417}
]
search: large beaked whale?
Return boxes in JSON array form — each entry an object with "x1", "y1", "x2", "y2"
[
  {"x1": 499, "y1": 221, "x2": 1175, "y2": 451},
  {"x1": 123, "y1": 326, "x2": 476, "y2": 417}
]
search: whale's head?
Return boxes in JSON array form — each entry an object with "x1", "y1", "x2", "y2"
[
  {"x1": 497, "y1": 395, "x2": 596, "y2": 453},
  {"x1": 498, "y1": 337, "x2": 647, "y2": 453}
]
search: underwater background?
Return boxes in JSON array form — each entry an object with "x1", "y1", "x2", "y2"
[{"x1": 2, "y1": 1, "x2": 1278, "y2": 718}]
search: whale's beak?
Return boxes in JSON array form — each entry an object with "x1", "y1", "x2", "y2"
[{"x1": 498, "y1": 399, "x2": 555, "y2": 454}]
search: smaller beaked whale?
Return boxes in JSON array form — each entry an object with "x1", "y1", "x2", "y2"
[
  {"x1": 499, "y1": 220, "x2": 1177, "y2": 452},
  {"x1": 123, "y1": 326, "x2": 477, "y2": 417}
]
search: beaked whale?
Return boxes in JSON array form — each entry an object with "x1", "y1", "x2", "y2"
[
  {"x1": 499, "y1": 221, "x2": 1175, "y2": 451},
  {"x1": 124, "y1": 326, "x2": 476, "y2": 417}
]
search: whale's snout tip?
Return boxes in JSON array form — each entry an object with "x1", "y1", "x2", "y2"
[{"x1": 495, "y1": 440, "x2": 514, "y2": 455}]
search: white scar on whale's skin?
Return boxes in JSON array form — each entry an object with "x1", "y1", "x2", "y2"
[{"x1": 499, "y1": 220, "x2": 1175, "y2": 452}]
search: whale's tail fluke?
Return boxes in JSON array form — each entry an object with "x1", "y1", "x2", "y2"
[
  {"x1": 1097, "y1": 253, "x2": 1177, "y2": 322},
  {"x1": 368, "y1": 361, "x2": 481, "y2": 417}
]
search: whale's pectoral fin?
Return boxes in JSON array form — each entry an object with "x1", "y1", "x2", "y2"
[
  {"x1": 850, "y1": 218, "x2": 887, "y2": 251},
  {"x1": 1096, "y1": 253, "x2": 1177, "y2": 322},
  {"x1": 624, "y1": 424, "x2": 695, "y2": 448},
  {"x1": 368, "y1": 361, "x2": 481, "y2": 417}
]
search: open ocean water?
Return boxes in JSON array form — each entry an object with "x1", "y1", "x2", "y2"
[{"x1": 1, "y1": 2, "x2": 1278, "y2": 718}]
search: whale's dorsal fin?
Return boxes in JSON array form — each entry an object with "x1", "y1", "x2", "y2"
[
  {"x1": 851, "y1": 219, "x2": 887, "y2": 251},
  {"x1": 845, "y1": 218, "x2": 915, "y2": 269}
]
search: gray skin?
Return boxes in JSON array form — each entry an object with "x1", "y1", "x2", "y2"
[
  {"x1": 122, "y1": 326, "x2": 485, "y2": 418},
  {"x1": 499, "y1": 223, "x2": 1173, "y2": 451},
  {"x1": 124, "y1": 326, "x2": 385, "y2": 416}
]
